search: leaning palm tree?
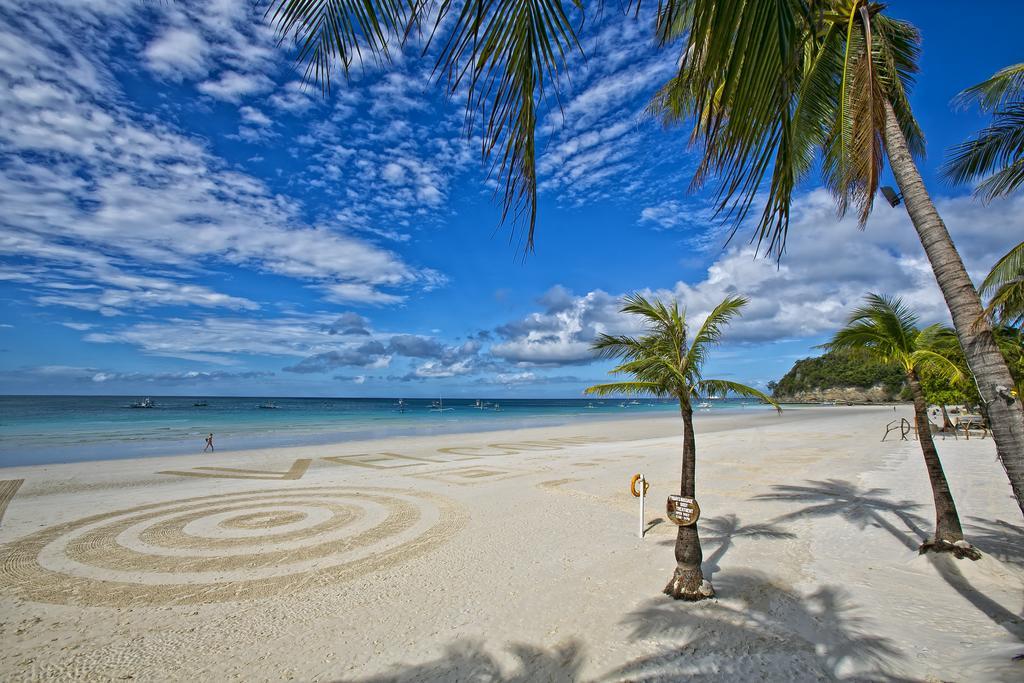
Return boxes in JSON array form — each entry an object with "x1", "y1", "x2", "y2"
[
  {"x1": 825, "y1": 293, "x2": 979, "y2": 559},
  {"x1": 943, "y1": 63, "x2": 1024, "y2": 201},
  {"x1": 584, "y1": 293, "x2": 779, "y2": 599},
  {"x1": 980, "y1": 241, "x2": 1024, "y2": 327},
  {"x1": 648, "y1": 1, "x2": 1024, "y2": 518}
]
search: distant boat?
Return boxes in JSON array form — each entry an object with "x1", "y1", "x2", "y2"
[
  {"x1": 193, "y1": 401, "x2": 208, "y2": 407},
  {"x1": 258, "y1": 402, "x2": 278, "y2": 410},
  {"x1": 628, "y1": 400, "x2": 641, "y2": 405},
  {"x1": 586, "y1": 403, "x2": 596, "y2": 409},
  {"x1": 129, "y1": 397, "x2": 155, "y2": 409},
  {"x1": 492, "y1": 403, "x2": 501, "y2": 412},
  {"x1": 395, "y1": 399, "x2": 406, "y2": 413},
  {"x1": 429, "y1": 398, "x2": 454, "y2": 413},
  {"x1": 473, "y1": 399, "x2": 487, "y2": 409},
  {"x1": 619, "y1": 402, "x2": 627, "y2": 408},
  {"x1": 697, "y1": 402, "x2": 712, "y2": 409}
]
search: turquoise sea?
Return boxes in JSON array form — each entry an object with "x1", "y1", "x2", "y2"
[{"x1": 0, "y1": 395, "x2": 778, "y2": 467}]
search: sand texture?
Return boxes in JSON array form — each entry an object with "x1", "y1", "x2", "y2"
[{"x1": 0, "y1": 406, "x2": 1021, "y2": 681}]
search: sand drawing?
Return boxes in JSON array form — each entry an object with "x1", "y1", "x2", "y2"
[
  {"x1": 0, "y1": 479, "x2": 24, "y2": 526},
  {"x1": 410, "y1": 466, "x2": 531, "y2": 486},
  {"x1": 321, "y1": 452, "x2": 445, "y2": 469},
  {"x1": 157, "y1": 459, "x2": 311, "y2": 480},
  {"x1": 0, "y1": 486, "x2": 465, "y2": 607}
]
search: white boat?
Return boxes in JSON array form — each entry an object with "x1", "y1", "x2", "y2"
[
  {"x1": 492, "y1": 403, "x2": 501, "y2": 411},
  {"x1": 395, "y1": 399, "x2": 406, "y2": 413},
  {"x1": 129, "y1": 397, "x2": 154, "y2": 409},
  {"x1": 697, "y1": 402, "x2": 712, "y2": 409},
  {"x1": 473, "y1": 399, "x2": 487, "y2": 409},
  {"x1": 628, "y1": 400, "x2": 641, "y2": 405},
  {"x1": 258, "y1": 401, "x2": 278, "y2": 409},
  {"x1": 429, "y1": 398, "x2": 454, "y2": 413},
  {"x1": 586, "y1": 403, "x2": 596, "y2": 409}
]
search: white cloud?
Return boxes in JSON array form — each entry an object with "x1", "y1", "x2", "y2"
[
  {"x1": 144, "y1": 27, "x2": 208, "y2": 78},
  {"x1": 491, "y1": 190, "x2": 1024, "y2": 364},
  {"x1": 198, "y1": 70, "x2": 273, "y2": 101}
]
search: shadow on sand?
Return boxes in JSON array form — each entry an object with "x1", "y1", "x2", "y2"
[
  {"x1": 339, "y1": 639, "x2": 585, "y2": 682},
  {"x1": 608, "y1": 571, "x2": 909, "y2": 682},
  {"x1": 752, "y1": 478, "x2": 930, "y2": 551},
  {"x1": 657, "y1": 513, "x2": 796, "y2": 582}
]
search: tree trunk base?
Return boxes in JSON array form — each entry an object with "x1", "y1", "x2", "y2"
[
  {"x1": 663, "y1": 567, "x2": 715, "y2": 601},
  {"x1": 919, "y1": 539, "x2": 981, "y2": 561}
]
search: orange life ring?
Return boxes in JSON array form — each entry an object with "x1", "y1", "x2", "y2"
[{"x1": 630, "y1": 474, "x2": 649, "y2": 497}]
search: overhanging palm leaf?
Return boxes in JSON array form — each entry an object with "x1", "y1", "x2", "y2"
[
  {"x1": 944, "y1": 63, "x2": 1024, "y2": 200},
  {"x1": 266, "y1": 0, "x2": 582, "y2": 252},
  {"x1": 650, "y1": 1, "x2": 923, "y2": 256},
  {"x1": 979, "y1": 241, "x2": 1024, "y2": 326}
]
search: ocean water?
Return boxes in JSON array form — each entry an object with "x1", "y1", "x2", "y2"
[{"x1": 0, "y1": 395, "x2": 777, "y2": 467}]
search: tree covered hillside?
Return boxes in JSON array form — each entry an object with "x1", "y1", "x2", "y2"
[{"x1": 769, "y1": 349, "x2": 906, "y2": 401}]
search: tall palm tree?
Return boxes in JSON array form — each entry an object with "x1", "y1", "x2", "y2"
[
  {"x1": 825, "y1": 293, "x2": 979, "y2": 559},
  {"x1": 943, "y1": 63, "x2": 1024, "y2": 201},
  {"x1": 980, "y1": 240, "x2": 1024, "y2": 327},
  {"x1": 264, "y1": 2, "x2": 1024, "y2": 517},
  {"x1": 583, "y1": 293, "x2": 779, "y2": 599},
  {"x1": 647, "y1": 0, "x2": 1024, "y2": 518}
]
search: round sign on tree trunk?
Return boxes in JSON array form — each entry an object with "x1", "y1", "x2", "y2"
[{"x1": 666, "y1": 495, "x2": 700, "y2": 526}]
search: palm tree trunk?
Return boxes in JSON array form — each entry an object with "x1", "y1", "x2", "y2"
[
  {"x1": 664, "y1": 400, "x2": 714, "y2": 600},
  {"x1": 884, "y1": 99, "x2": 1024, "y2": 518},
  {"x1": 907, "y1": 370, "x2": 968, "y2": 549}
]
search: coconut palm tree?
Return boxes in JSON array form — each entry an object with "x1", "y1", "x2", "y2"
[
  {"x1": 647, "y1": 1, "x2": 1024, "y2": 518},
  {"x1": 943, "y1": 63, "x2": 1024, "y2": 201},
  {"x1": 583, "y1": 293, "x2": 779, "y2": 599},
  {"x1": 980, "y1": 241, "x2": 1024, "y2": 327},
  {"x1": 825, "y1": 293, "x2": 979, "y2": 559},
  {"x1": 264, "y1": 1, "x2": 1024, "y2": 517}
]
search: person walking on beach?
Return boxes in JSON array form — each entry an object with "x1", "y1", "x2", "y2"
[{"x1": 203, "y1": 433, "x2": 214, "y2": 453}]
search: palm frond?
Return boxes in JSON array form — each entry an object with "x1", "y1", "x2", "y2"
[
  {"x1": 684, "y1": 295, "x2": 747, "y2": 375},
  {"x1": 266, "y1": 0, "x2": 418, "y2": 91},
  {"x1": 432, "y1": 0, "x2": 581, "y2": 252},
  {"x1": 953, "y1": 62, "x2": 1024, "y2": 113},
  {"x1": 942, "y1": 104, "x2": 1024, "y2": 200},
  {"x1": 979, "y1": 241, "x2": 1024, "y2": 326},
  {"x1": 583, "y1": 381, "x2": 668, "y2": 397},
  {"x1": 696, "y1": 379, "x2": 781, "y2": 412}
]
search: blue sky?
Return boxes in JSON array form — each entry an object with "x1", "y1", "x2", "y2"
[{"x1": 0, "y1": 1, "x2": 1021, "y2": 398}]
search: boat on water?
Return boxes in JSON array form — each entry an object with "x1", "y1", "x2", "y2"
[
  {"x1": 258, "y1": 402, "x2": 278, "y2": 410},
  {"x1": 129, "y1": 398, "x2": 155, "y2": 409},
  {"x1": 429, "y1": 398, "x2": 454, "y2": 413},
  {"x1": 586, "y1": 403, "x2": 596, "y2": 409},
  {"x1": 492, "y1": 403, "x2": 501, "y2": 412},
  {"x1": 395, "y1": 399, "x2": 406, "y2": 413},
  {"x1": 697, "y1": 401, "x2": 712, "y2": 409},
  {"x1": 628, "y1": 400, "x2": 641, "y2": 405},
  {"x1": 193, "y1": 401, "x2": 208, "y2": 407}
]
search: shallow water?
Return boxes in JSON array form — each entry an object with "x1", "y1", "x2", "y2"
[{"x1": 0, "y1": 395, "x2": 780, "y2": 466}]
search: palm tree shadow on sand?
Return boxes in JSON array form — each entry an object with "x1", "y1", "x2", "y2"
[
  {"x1": 657, "y1": 514, "x2": 796, "y2": 582},
  {"x1": 338, "y1": 639, "x2": 585, "y2": 682},
  {"x1": 608, "y1": 571, "x2": 910, "y2": 682},
  {"x1": 752, "y1": 479, "x2": 930, "y2": 551},
  {"x1": 755, "y1": 480, "x2": 1024, "y2": 645}
]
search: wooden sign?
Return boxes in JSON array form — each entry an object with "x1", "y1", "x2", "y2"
[{"x1": 666, "y1": 495, "x2": 700, "y2": 526}]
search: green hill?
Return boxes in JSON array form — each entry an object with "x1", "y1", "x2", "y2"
[{"x1": 769, "y1": 349, "x2": 906, "y2": 402}]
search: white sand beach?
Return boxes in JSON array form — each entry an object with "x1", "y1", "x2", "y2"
[{"x1": 1, "y1": 406, "x2": 1021, "y2": 681}]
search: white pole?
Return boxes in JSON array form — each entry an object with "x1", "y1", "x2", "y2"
[{"x1": 639, "y1": 474, "x2": 645, "y2": 538}]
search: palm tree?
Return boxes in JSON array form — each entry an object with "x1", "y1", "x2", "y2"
[
  {"x1": 825, "y1": 293, "x2": 979, "y2": 559},
  {"x1": 980, "y1": 241, "x2": 1024, "y2": 327},
  {"x1": 583, "y1": 293, "x2": 779, "y2": 599},
  {"x1": 943, "y1": 63, "x2": 1024, "y2": 201},
  {"x1": 264, "y1": 2, "x2": 1024, "y2": 517},
  {"x1": 647, "y1": 1, "x2": 1024, "y2": 518}
]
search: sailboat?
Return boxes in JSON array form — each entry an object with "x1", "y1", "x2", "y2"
[{"x1": 429, "y1": 398, "x2": 454, "y2": 413}]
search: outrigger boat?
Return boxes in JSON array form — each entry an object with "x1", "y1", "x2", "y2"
[{"x1": 129, "y1": 397, "x2": 155, "y2": 409}]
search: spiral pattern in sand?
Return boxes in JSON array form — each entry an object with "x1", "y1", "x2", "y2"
[{"x1": 0, "y1": 486, "x2": 464, "y2": 606}]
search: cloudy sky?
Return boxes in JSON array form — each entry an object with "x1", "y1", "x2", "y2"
[{"x1": 0, "y1": 1, "x2": 1021, "y2": 398}]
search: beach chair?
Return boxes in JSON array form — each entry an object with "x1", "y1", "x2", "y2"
[{"x1": 954, "y1": 414, "x2": 988, "y2": 440}]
